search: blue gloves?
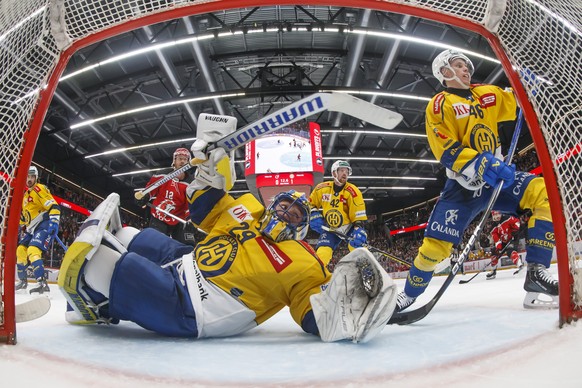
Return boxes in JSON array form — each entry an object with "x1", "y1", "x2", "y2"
[
  {"x1": 349, "y1": 226, "x2": 367, "y2": 248},
  {"x1": 474, "y1": 151, "x2": 515, "y2": 188},
  {"x1": 309, "y1": 211, "x2": 325, "y2": 234},
  {"x1": 48, "y1": 218, "x2": 59, "y2": 237}
]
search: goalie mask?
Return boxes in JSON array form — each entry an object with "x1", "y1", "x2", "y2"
[
  {"x1": 260, "y1": 190, "x2": 310, "y2": 242},
  {"x1": 432, "y1": 49, "x2": 474, "y2": 88}
]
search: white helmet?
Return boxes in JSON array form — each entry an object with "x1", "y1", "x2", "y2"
[
  {"x1": 432, "y1": 49, "x2": 474, "y2": 87},
  {"x1": 260, "y1": 190, "x2": 310, "y2": 242},
  {"x1": 331, "y1": 160, "x2": 352, "y2": 176},
  {"x1": 28, "y1": 166, "x2": 39, "y2": 177}
]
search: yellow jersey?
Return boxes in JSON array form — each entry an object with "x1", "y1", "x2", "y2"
[
  {"x1": 309, "y1": 181, "x2": 367, "y2": 229},
  {"x1": 425, "y1": 84, "x2": 517, "y2": 188},
  {"x1": 189, "y1": 190, "x2": 331, "y2": 327},
  {"x1": 20, "y1": 183, "x2": 61, "y2": 230}
]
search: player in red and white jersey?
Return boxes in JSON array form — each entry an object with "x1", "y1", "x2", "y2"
[
  {"x1": 485, "y1": 211, "x2": 526, "y2": 279},
  {"x1": 137, "y1": 147, "x2": 195, "y2": 246}
]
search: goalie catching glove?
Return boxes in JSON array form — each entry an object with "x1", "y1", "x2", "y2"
[{"x1": 310, "y1": 248, "x2": 397, "y2": 343}]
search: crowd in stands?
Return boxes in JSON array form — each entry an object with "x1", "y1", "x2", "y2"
[{"x1": 35, "y1": 147, "x2": 540, "y2": 274}]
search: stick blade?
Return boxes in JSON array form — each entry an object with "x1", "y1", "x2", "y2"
[
  {"x1": 327, "y1": 92, "x2": 403, "y2": 129},
  {"x1": 15, "y1": 297, "x2": 51, "y2": 323}
]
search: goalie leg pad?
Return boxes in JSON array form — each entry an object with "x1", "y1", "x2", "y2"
[{"x1": 310, "y1": 248, "x2": 397, "y2": 343}]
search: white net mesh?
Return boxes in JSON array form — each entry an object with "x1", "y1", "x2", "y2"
[{"x1": 1, "y1": 0, "x2": 581, "y2": 339}]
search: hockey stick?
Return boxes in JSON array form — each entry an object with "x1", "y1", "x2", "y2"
[
  {"x1": 145, "y1": 202, "x2": 207, "y2": 234},
  {"x1": 15, "y1": 297, "x2": 51, "y2": 323},
  {"x1": 135, "y1": 92, "x2": 403, "y2": 199},
  {"x1": 458, "y1": 242, "x2": 511, "y2": 284},
  {"x1": 388, "y1": 110, "x2": 525, "y2": 325},
  {"x1": 54, "y1": 235, "x2": 68, "y2": 252},
  {"x1": 321, "y1": 226, "x2": 411, "y2": 268}
]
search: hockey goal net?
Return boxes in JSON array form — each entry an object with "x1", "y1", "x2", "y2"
[{"x1": 1, "y1": 0, "x2": 580, "y2": 343}]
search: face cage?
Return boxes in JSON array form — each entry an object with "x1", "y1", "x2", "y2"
[{"x1": 261, "y1": 193, "x2": 309, "y2": 242}]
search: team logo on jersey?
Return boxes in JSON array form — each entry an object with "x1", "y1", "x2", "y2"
[
  {"x1": 445, "y1": 209, "x2": 458, "y2": 226},
  {"x1": 479, "y1": 93, "x2": 497, "y2": 108},
  {"x1": 196, "y1": 235, "x2": 238, "y2": 278},
  {"x1": 321, "y1": 193, "x2": 331, "y2": 202},
  {"x1": 228, "y1": 204, "x2": 253, "y2": 223},
  {"x1": 469, "y1": 123, "x2": 497, "y2": 153},
  {"x1": 452, "y1": 102, "x2": 472, "y2": 119},
  {"x1": 325, "y1": 209, "x2": 344, "y2": 229}
]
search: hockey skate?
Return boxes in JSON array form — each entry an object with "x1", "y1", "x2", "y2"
[
  {"x1": 486, "y1": 269, "x2": 497, "y2": 280},
  {"x1": 395, "y1": 291, "x2": 416, "y2": 313},
  {"x1": 15, "y1": 278, "x2": 28, "y2": 292},
  {"x1": 29, "y1": 277, "x2": 50, "y2": 294},
  {"x1": 523, "y1": 263, "x2": 559, "y2": 309}
]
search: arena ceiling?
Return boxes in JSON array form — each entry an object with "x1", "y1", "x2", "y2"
[{"x1": 34, "y1": 5, "x2": 523, "y2": 217}]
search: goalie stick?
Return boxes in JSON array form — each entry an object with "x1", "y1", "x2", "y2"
[
  {"x1": 15, "y1": 297, "x2": 51, "y2": 323},
  {"x1": 135, "y1": 92, "x2": 403, "y2": 199},
  {"x1": 388, "y1": 110, "x2": 525, "y2": 326},
  {"x1": 321, "y1": 226, "x2": 411, "y2": 268}
]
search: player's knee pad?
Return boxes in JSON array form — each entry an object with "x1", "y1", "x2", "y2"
[
  {"x1": 85, "y1": 244, "x2": 123, "y2": 298},
  {"x1": 16, "y1": 245, "x2": 28, "y2": 264},
  {"x1": 310, "y1": 248, "x2": 397, "y2": 343},
  {"x1": 414, "y1": 237, "x2": 453, "y2": 271}
]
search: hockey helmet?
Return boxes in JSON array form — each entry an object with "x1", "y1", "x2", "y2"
[
  {"x1": 331, "y1": 160, "x2": 352, "y2": 176},
  {"x1": 260, "y1": 190, "x2": 310, "y2": 242},
  {"x1": 432, "y1": 49, "x2": 474, "y2": 87},
  {"x1": 172, "y1": 147, "x2": 191, "y2": 169},
  {"x1": 28, "y1": 166, "x2": 39, "y2": 177},
  {"x1": 173, "y1": 147, "x2": 191, "y2": 161},
  {"x1": 491, "y1": 210, "x2": 502, "y2": 222}
]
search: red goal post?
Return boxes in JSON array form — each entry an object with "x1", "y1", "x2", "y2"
[{"x1": 1, "y1": 0, "x2": 580, "y2": 343}]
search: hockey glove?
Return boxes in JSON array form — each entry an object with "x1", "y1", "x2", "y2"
[
  {"x1": 189, "y1": 147, "x2": 236, "y2": 192},
  {"x1": 310, "y1": 248, "x2": 397, "y2": 343},
  {"x1": 134, "y1": 192, "x2": 150, "y2": 208},
  {"x1": 349, "y1": 226, "x2": 367, "y2": 249},
  {"x1": 309, "y1": 211, "x2": 325, "y2": 234},
  {"x1": 48, "y1": 218, "x2": 59, "y2": 237},
  {"x1": 474, "y1": 151, "x2": 515, "y2": 188}
]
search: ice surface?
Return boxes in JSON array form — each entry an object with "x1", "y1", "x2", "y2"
[{"x1": 2, "y1": 266, "x2": 581, "y2": 388}]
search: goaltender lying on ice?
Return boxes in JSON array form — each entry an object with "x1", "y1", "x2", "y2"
[{"x1": 58, "y1": 191, "x2": 398, "y2": 343}]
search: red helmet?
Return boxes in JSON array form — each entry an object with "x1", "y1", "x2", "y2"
[
  {"x1": 173, "y1": 147, "x2": 190, "y2": 160},
  {"x1": 491, "y1": 210, "x2": 502, "y2": 222}
]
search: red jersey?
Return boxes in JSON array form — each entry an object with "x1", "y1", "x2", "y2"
[
  {"x1": 491, "y1": 216, "x2": 521, "y2": 249},
  {"x1": 146, "y1": 175, "x2": 189, "y2": 226}
]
